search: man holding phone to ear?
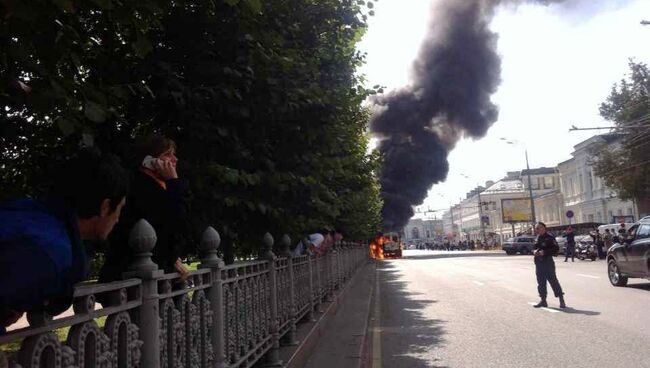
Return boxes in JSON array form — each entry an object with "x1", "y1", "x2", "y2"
[{"x1": 99, "y1": 135, "x2": 193, "y2": 286}]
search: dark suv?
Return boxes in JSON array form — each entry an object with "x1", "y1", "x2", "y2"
[
  {"x1": 502, "y1": 235, "x2": 536, "y2": 255},
  {"x1": 606, "y1": 218, "x2": 650, "y2": 286}
]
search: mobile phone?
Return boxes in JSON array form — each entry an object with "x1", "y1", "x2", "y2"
[{"x1": 142, "y1": 155, "x2": 159, "y2": 170}]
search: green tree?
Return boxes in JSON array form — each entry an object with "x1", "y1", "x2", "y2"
[
  {"x1": 591, "y1": 60, "x2": 650, "y2": 213},
  {"x1": 1, "y1": 0, "x2": 382, "y2": 260}
]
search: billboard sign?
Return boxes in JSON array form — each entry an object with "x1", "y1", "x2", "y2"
[{"x1": 501, "y1": 198, "x2": 532, "y2": 223}]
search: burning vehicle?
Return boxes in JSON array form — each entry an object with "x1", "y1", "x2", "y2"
[{"x1": 370, "y1": 232, "x2": 403, "y2": 259}]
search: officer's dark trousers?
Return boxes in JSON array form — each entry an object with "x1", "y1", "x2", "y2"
[{"x1": 535, "y1": 258, "x2": 564, "y2": 298}]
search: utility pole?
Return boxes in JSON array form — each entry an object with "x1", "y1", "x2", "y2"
[
  {"x1": 449, "y1": 204, "x2": 455, "y2": 240},
  {"x1": 525, "y1": 149, "x2": 537, "y2": 233},
  {"x1": 477, "y1": 186, "x2": 486, "y2": 242}
]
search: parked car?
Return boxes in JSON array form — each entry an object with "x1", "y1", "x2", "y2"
[
  {"x1": 502, "y1": 235, "x2": 537, "y2": 255},
  {"x1": 606, "y1": 218, "x2": 650, "y2": 286}
]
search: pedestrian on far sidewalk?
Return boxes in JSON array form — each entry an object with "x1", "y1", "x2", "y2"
[
  {"x1": 617, "y1": 223, "x2": 627, "y2": 243},
  {"x1": 596, "y1": 230, "x2": 606, "y2": 259},
  {"x1": 604, "y1": 229, "x2": 613, "y2": 252},
  {"x1": 532, "y1": 222, "x2": 566, "y2": 309},
  {"x1": 564, "y1": 226, "x2": 575, "y2": 262}
]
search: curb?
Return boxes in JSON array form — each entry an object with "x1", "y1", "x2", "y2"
[
  {"x1": 355, "y1": 262, "x2": 377, "y2": 368},
  {"x1": 285, "y1": 262, "x2": 373, "y2": 368}
]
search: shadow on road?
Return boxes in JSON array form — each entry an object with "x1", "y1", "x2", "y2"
[
  {"x1": 545, "y1": 306, "x2": 601, "y2": 316},
  {"x1": 377, "y1": 262, "x2": 448, "y2": 368},
  {"x1": 625, "y1": 282, "x2": 650, "y2": 291}
]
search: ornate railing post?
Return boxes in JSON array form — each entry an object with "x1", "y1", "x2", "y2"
[
  {"x1": 262, "y1": 233, "x2": 282, "y2": 366},
  {"x1": 123, "y1": 219, "x2": 163, "y2": 368},
  {"x1": 341, "y1": 242, "x2": 347, "y2": 282},
  {"x1": 280, "y1": 234, "x2": 298, "y2": 345},
  {"x1": 198, "y1": 226, "x2": 227, "y2": 368},
  {"x1": 305, "y1": 238, "x2": 317, "y2": 320},
  {"x1": 324, "y1": 252, "x2": 333, "y2": 302}
]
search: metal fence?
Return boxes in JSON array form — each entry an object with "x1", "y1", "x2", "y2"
[{"x1": 0, "y1": 220, "x2": 368, "y2": 368}]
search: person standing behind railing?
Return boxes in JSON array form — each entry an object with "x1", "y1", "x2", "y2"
[
  {"x1": 0, "y1": 150, "x2": 129, "y2": 333},
  {"x1": 99, "y1": 135, "x2": 193, "y2": 286}
]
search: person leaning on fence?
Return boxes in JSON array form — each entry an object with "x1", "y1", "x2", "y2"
[
  {"x1": 317, "y1": 229, "x2": 343, "y2": 254},
  {"x1": 292, "y1": 233, "x2": 325, "y2": 257},
  {"x1": 0, "y1": 149, "x2": 129, "y2": 333},
  {"x1": 99, "y1": 135, "x2": 193, "y2": 286}
]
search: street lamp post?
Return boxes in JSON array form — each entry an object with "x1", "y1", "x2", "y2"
[
  {"x1": 524, "y1": 149, "x2": 537, "y2": 228},
  {"x1": 477, "y1": 185, "x2": 487, "y2": 242}
]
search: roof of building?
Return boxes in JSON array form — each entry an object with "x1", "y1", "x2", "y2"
[
  {"x1": 557, "y1": 157, "x2": 574, "y2": 167},
  {"x1": 483, "y1": 179, "x2": 525, "y2": 194},
  {"x1": 520, "y1": 167, "x2": 557, "y2": 176}
]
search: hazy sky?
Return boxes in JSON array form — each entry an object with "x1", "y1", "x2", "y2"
[{"x1": 358, "y1": 0, "x2": 650, "y2": 219}]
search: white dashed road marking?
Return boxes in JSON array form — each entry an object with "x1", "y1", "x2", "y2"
[
  {"x1": 527, "y1": 302, "x2": 561, "y2": 313},
  {"x1": 473, "y1": 281, "x2": 485, "y2": 286},
  {"x1": 576, "y1": 274, "x2": 600, "y2": 279}
]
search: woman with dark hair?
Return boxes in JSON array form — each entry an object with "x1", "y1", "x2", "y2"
[{"x1": 99, "y1": 135, "x2": 193, "y2": 284}]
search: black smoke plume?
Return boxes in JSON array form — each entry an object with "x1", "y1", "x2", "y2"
[{"x1": 371, "y1": 0, "x2": 565, "y2": 231}]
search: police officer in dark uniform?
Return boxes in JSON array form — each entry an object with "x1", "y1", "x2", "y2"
[{"x1": 533, "y1": 222, "x2": 566, "y2": 308}]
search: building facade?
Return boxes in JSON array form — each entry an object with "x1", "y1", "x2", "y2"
[
  {"x1": 403, "y1": 218, "x2": 444, "y2": 244},
  {"x1": 558, "y1": 134, "x2": 637, "y2": 225}
]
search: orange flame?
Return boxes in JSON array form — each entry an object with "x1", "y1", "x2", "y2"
[{"x1": 370, "y1": 236, "x2": 390, "y2": 259}]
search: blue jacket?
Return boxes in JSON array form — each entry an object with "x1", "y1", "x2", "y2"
[{"x1": 0, "y1": 198, "x2": 86, "y2": 316}]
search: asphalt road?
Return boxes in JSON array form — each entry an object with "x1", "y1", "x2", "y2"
[{"x1": 370, "y1": 250, "x2": 650, "y2": 368}]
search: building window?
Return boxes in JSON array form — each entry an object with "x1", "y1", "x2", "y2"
[
  {"x1": 588, "y1": 214, "x2": 594, "y2": 222},
  {"x1": 544, "y1": 176, "x2": 554, "y2": 189},
  {"x1": 531, "y1": 178, "x2": 539, "y2": 190},
  {"x1": 426, "y1": 230, "x2": 431, "y2": 238},
  {"x1": 597, "y1": 212, "x2": 602, "y2": 222},
  {"x1": 627, "y1": 208, "x2": 633, "y2": 215},
  {"x1": 617, "y1": 209, "x2": 623, "y2": 216},
  {"x1": 411, "y1": 227, "x2": 420, "y2": 239},
  {"x1": 608, "y1": 210, "x2": 613, "y2": 222}
]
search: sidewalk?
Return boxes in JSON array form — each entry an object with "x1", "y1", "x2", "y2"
[{"x1": 301, "y1": 262, "x2": 375, "y2": 368}]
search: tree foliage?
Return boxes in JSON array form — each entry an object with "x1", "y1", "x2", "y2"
[
  {"x1": 0, "y1": 0, "x2": 383, "y2": 259},
  {"x1": 591, "y1": 60, "x2": 650, "y2": 202}
]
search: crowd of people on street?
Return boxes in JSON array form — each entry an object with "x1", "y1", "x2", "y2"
[
  {"x1": 557, "y1": 223, "x2": 630, "y2": 262},
  {"x1": 0, "y1": 135, "x2": 342, "y2": 334},
  {"x1": 412, "y1": 238, "x2": 500, "y2": 251}
]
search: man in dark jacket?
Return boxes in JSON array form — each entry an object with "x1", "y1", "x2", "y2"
[
  {"x1": 533, "y1": 222, "x2": 566, "y2": 308},
  {"x1": 564, "y1": 226, "x2": 575, "y2": 262},
  {"x1": 0, "y1": 150, "x2": 128, "y2": 332}
]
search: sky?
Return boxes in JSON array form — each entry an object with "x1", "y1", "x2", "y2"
[{"x1": 357, "y1": 0, "x2": 650, "y2": 220}]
